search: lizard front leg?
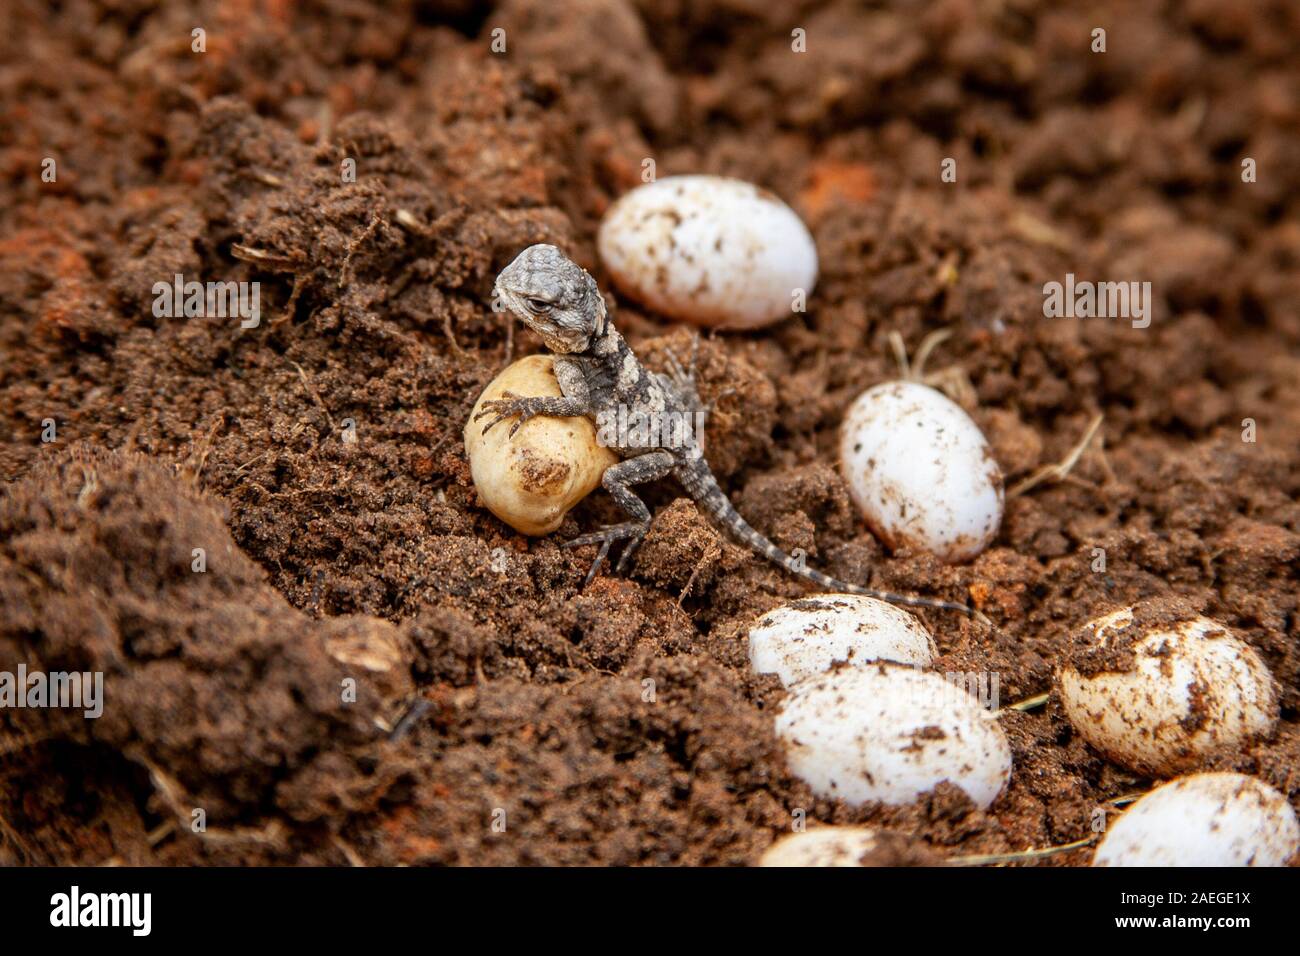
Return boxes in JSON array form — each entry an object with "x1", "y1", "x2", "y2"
[
  {"x1": 474, "y1": 356, "x2": 594, "y2": 437},
  {"x1": 473, "y1": 391, "x2": 591, "y2": 437},
  {"x1": 564, "y1": 449, "x2": 676, "y2": 585}
]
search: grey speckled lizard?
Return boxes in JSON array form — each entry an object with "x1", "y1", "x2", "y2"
[{"x1": 475, "y1": 243, "x2": 981, "y2": 619}]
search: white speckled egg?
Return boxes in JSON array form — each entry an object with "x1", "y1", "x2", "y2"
[
  {"x1": 1093, "y1": 773, "x2": 1299, "y2": 867},
  {"x1": 839, "y1": 381, "x2": 1003, "y2": 562},
  {"x1": 759, "y1": 827, "x2": 935, "y2": 866},
  {"x1": 748, "y1": 594, "x2": 936, "y2": 688},
  {"x1": 596, "y1": 175, "x2": 817, "y2": 329},
  {"x1": 775, "y1": 665, "x2": 1011, "y2": 809},
  {"x1": 759, "y1": 827, "x2": 881, "y2": 867},
  {"x1": 1058, "y1": 606, "x2": 1279, "y2": 776}
]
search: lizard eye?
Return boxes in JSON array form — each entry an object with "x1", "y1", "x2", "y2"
[{"x1": 526, "y1": 298, "x2": 552, "y2": 314}]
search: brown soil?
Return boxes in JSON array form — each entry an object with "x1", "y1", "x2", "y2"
[{"x1": 2, "y1": 0, "x2": 1298, "y2": 866}]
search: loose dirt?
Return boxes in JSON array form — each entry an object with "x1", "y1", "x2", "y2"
[{"x1": 2, "y1": 0, "x2": 1297, "y2": 865}]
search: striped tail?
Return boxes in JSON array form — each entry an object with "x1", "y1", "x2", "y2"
[{"x1": 681, "y1": 463, "x2": 983, "y2": 620}]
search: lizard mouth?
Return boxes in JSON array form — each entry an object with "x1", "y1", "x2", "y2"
[{"x1": 539, "y1": 329, "x2": 589, "y2": 354}]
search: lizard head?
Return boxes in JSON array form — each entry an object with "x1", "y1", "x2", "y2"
[{"x1": 494, "y1": 244, "x2": 607, "y2": 354}]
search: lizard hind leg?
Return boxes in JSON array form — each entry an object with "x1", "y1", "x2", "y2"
[
  {"x1": 659, "y1": 335, "x2": 732, "y2": 441},
  {"x1": 563, "y1": 450, "x2": 676, "y2": 585},
  {"x1": 662, "y1": 333, "x2": 699, "y2": 389},
  {"x1": 661, "y1": 336, "x2": 705, "y2": 411}
]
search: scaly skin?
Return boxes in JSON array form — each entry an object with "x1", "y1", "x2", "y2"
[{"x1": 476, "y1": 243, "x2": 980, "y2": 619}]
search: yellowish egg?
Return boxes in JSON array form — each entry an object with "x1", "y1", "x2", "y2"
[{"x1": 464, "y1": 355, "x2": 617, "y2": 536}]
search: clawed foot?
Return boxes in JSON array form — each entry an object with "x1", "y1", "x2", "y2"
[
  {"x1": 662, "y1": 335, "x2": 711, "y2": 422},
  {"x1": 662, "y1": 335, "x2": 733, "y2": 425},
  {"x1": 474, "y1": 391, "x2": 539, "y2": 437},
  {"x1": 662, "y1": 334, "x2": 699, "y2": 394},
  {"x1": 563, "y1": 521, "x2": 649, "y2": 586}
]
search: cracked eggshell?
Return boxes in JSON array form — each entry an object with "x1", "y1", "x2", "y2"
[
  {"x1": 1092, "y1": 773, "x2": 1299, "y2": 867},
  {"x1": 1058, "y1": 607, "x2": 1279, "y2": 776},
  {"x1": 597, "y1": 174, "x2": 817, "y2": 329},
  {"x1": 839, "y1": 381, "x2": 1003, "y2": 563},
  {"x1": 775, "y1": 665, "x2": 1011, "y2": 809},
  {"x1": 748, "y1": 594, "x2": 936, "y2": 688},
  {"x1": 464, "y1": 355, "x2": 617, "y2": 536}
]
